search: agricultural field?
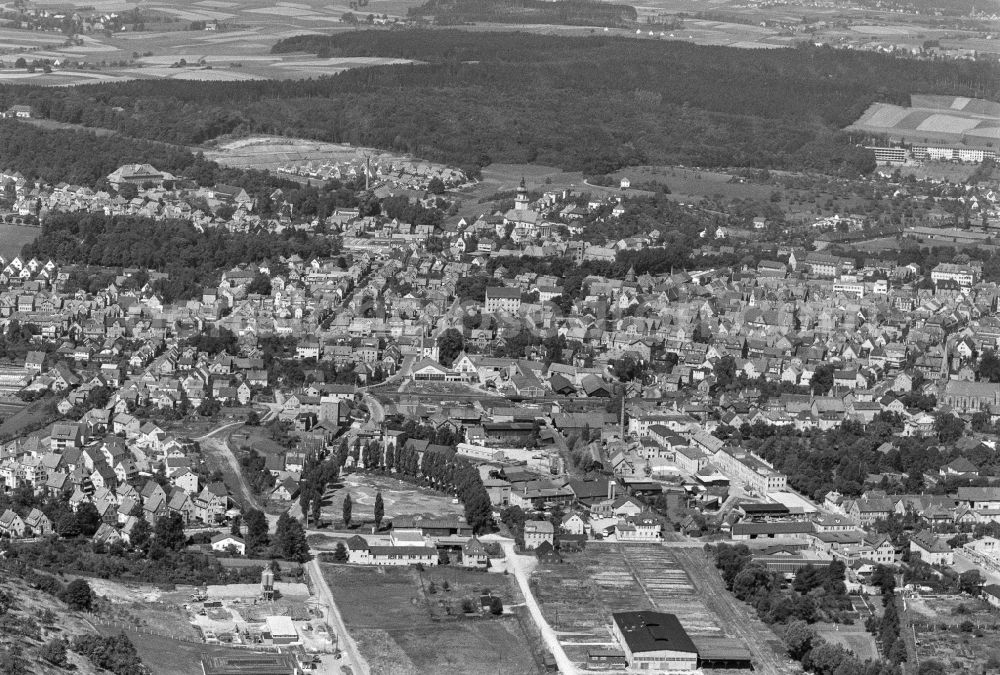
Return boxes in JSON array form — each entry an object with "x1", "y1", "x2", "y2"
[
  {"x1": 530, "y1": 543, "x2": 797, "y2": 674},
  {"x1": 530, "y1": 543, "x2": 724, "y2": 667},
  {"x1": 907, "y1": 593, "x2": 1000, "y2": 672},
  {"x1": 321, "y1": 563, "x2": 541, "y2": 674},
  {"x1": 326, "y1": 473, "x2": 465, "y2": 526},
  {"x1": 847, "y1": 95, "x2": 1000, "y2": 148},
  {"x1": 0, "y1": 222, "x2": 40, "y2": 260}
]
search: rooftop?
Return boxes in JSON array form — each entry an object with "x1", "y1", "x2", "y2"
[{"x1": 613, "y1": 611, "x2": 698, "y2": 655}]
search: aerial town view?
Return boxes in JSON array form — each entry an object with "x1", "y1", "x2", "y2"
[{"x1": 0, "y1": 0, "x2": 997, "y2": 673}]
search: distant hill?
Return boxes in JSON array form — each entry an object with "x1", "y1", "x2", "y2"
[{"x1": 408, "y1": 0, "x2": 638, "y2": 27}]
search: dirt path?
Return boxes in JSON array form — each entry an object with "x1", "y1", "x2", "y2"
[
  {"x1": 196, "y1": 422, "x2": 262, "y2": 512},
  {"x1": 308, "y1": 558, "x2": 370, "y2": 675},
  {"x1": 500, "y1": 539, "x2": 577, "y2": 674}
]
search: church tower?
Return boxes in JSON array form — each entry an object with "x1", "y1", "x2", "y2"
[{"x1": 514, "y1": 177, "x2": 528, "y2": 211}]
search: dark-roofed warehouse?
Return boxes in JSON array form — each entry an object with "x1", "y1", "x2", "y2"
[{"x1": 612, "y1": 611, "x2": 699, "y2": 671}]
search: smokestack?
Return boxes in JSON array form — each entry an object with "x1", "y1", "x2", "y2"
[{"x1": 608, "y1": 481, "x2": 616, "y2": 501}]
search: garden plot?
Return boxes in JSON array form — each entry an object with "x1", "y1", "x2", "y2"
[
  {"x1": 532, "y1": 543, "x2": 726, "y2": 666},
  {"x1": 908, "y1": 593, "x2": 1000, "y2": 671}
]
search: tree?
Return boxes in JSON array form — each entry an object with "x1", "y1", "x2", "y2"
[
  {"x1": 198, "y1": 396, "x2": 221, "y2": 417},
  {"x1": 244, "y1": 509, "x2": 269, "y2": 553},
  {"x1": 342, "y1": 493, "x2": 353, "y2": 528},
  {"x1": 978, "y1": 349, "x2": 1000, "y2": 382},
  {"x1": 374, "y1": 491, "x2": 384, "y2": 530},
  {"x1": 75, "y1": 501, "x2": 101, "y2": 536},
  {"x1": 275, "y1": 511, "x2": 310, "y2": 562},
  {"x1": 333, "y1": 541, "x2": 348, "y2": 562},
  {"x1": 783, "y1": 620, "x2": 816, "y2": 661},
  {"x1": 810, "y1": 363, "x2": 835, "y2": 395},
  {"x1": 61, "y1": 578, "x2": 93, "y2": 611},
  {"x1": 934, "y1": 412, "x2": 966, "y2": 443},
  {"x1": 489, "y1": 596, "x2": 503, "y2": 615},
  {"x1": 959, "y1": 569, "x2": 983, "y2": 596},
  {"x1": 436, "y1": 328, "x2": 464, "y2": 368},
  {"x1": 154, "y1": 512, "x2": 187, "y2": 551},
  {"x1": 427, "y1": 176, "x2": 446, "y2": 194},
  {"x1": 40, "y1": 638, "x2": 67, "y2": 667},
  {"x1": 130, "y1": 514, "x2": 150, "y2": 553},
  {"x1": 57, "y1": 512, "x2": 80, "y2": 538},
  {"x1": 311, "y1": 490, "x2": 323, "y2": 527}
]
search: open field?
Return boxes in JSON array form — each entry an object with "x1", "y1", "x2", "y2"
[
  {"x1": 0, "y1": 397, "x2": 56, "y2": 441},
  {"x1": 848, "y1": 95, "x2": 1000, "y2": 148},
  {"x1": 813, "y1": 622, "x2": 879, "y2": 661},
  {"x1": 899, "y1": 161, "x2": 981, "y2": 184},
  {"x1": 906, "y1": 593, "x2": 1000, "y2": 672},
  {"x1": 530, "y1": 543, "x2": 797, "y2": 674},
  {"x1": 326, "y1": 473, "x2": 465, "y2": 524},
  {"x1": 203, "y1": 135, "x2": 435, "y2": 172},
  {"x1": 0, "y1": 223, "x2": 40, "y2": 260},
  {"x1": 94, "y1": 627, "x2": 282, "y2": 675},
  {"x1": 321, "y1": 563, "x2": 540, "y2": 674}
]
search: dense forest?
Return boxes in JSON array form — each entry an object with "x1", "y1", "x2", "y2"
[
  {"x1": 1, "y1": 32, "x2": 997, "y2": 175},
  {"x1": 22, "y1": 213, "x2": 340, "y2": 301},
  {"x1": 408, "y1": 0, "x2": 637, "y2": 26},
  {"x1": 0, "y1": 119, "x2": 304, "y2": 197}
]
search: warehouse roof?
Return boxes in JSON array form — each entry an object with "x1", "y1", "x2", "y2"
[{"x1": 613, "y1": 611, "x2": 698, "y2": 655}]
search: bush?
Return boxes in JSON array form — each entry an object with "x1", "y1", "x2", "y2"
[
  {"x1": 60, "y1": 578, "x2": 93, "y2": 611},
  {"x1": 71, "y1": 633, "x2": 144, "y2": 675},
  {"x1": 40, "y1": 638, "x2": 68, "y2": 667}
]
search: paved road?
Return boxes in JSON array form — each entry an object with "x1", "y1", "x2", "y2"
[
  {"x1": 307, "y1": 558, "x2": 370, "y2": 675},
  {"x1": 499, "y1": 539, "x2": 577, "y2": 674},
  {"x1": 671, "y1": 548, "x2": 799, "y2": 675}
]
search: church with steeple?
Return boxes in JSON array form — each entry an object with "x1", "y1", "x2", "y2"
[{"x1": 501, "y1": 177, "x2": 543, "y2": 242}]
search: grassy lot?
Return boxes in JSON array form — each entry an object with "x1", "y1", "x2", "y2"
[
  {"x1": 230, "y1": 424, "x2": 287, "y2": 457},
  {"x1": 95, "y1": 626, "x2": 265, "y2": 675},
  {"x1": 321, "y1": 563, "x2": 539, "y2": 674},
  {"x1": 326, "y1": 474, "x2": 465, "y2": 526},
  {"x1": 814, "y1": 622, "x2": 879, "y2": 661},
  {"x1": 0, "y1": 397, "x2": 58, "y2": 441},
  {"x1": 0, "y1": 223, "x2": 39, "y2": 260}
]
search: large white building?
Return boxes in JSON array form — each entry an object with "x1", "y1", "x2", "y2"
[
  {"x1": 712, "y1": 448, "x2": 787, "y2": 496},
  {"x1": 485, "y1": 286, "x2": 522, "y2": 313},
  {"x1": 611, "y1": 611, "x2": 699, "y2": 672},
  {"x1": 931, "y1": 262, "x2": 977, "y2": 287}
]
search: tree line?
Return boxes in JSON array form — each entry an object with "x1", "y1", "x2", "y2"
[{"x1": 4, "y1": 34, "x2": 998, "y2": 176}]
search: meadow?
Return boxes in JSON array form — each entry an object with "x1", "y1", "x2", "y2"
[{"x1": 322, "y1": 563, "x2": 540, "y2": 674}]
